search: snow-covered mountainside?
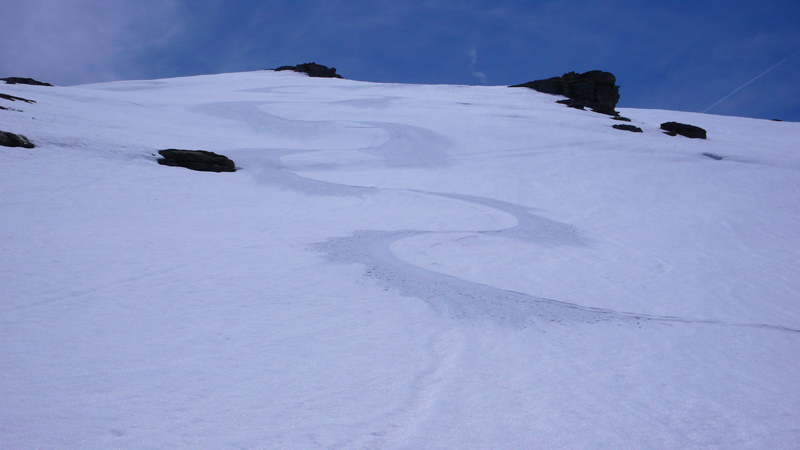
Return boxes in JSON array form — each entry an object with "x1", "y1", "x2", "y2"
[{"x1": 2, "y1": 71, "x2": 799, "y2": 449}]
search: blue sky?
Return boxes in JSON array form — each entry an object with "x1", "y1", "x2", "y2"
[{"x1": 2, "y1": 0, "x2": 799, "y2": 121}]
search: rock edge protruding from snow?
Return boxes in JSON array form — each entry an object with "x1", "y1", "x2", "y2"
[{"x1": 157, "y1": 149, "x2": 236, "y2": 172}]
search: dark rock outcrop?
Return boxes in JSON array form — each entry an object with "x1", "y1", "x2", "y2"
[
  {"x1": 157, "y1": 149, "x2": 236, "y2": 172},
  {"x1": 660, "y1": 122, "x2": 707, "y2": 139},
  {"x1": 0, "y1": 93, "x2": 35, "y2": 103},
  {"x1": 702, "y1": 153, "x2": 723, "y2": 160},
  {"x1": 612, "y1": 124, "x2": 643, "y2": 133},
  {"x1": 273, "y1": 62, "x2": 343, "y2": 79},
  {"x1": 0, "y1": 131, "x2": 35, "y2": 148},
  {"x1": 1, "y1": 77, "x2": 53, "y2": 87},
  {"x1": 511, "y1": 70, "x2": 620, "y2": 115},
  {"x1": 557, "y1": 99, "x2": 585, "y2": 110}
]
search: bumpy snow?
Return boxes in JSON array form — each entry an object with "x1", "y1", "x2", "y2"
[{"x1": 1, "y1": 71, "x2": 799, "y2": 449}]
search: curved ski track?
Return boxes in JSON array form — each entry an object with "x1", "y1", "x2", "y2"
[{"x1": 226, "y1": 100, "x2": 799, "y2": 333}]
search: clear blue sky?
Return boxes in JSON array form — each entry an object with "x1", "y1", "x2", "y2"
[{"x1": 3, "y1": 0, "x2": 799, "y2": 121}]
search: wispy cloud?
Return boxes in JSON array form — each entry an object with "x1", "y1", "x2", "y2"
[
  {"x1": 0, "y1": 0, "x2": 185, "y2": 85},
  {"x1": 468, "y1": 45, "x2": 487, "y2": 84}
]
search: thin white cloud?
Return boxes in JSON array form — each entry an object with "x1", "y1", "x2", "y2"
[
  {"x1": 0, "y1": 0, "x2": 185, "y2": 85},
  {"x1": 468, "y1": 45, "x2": 487, "y2": 84}
]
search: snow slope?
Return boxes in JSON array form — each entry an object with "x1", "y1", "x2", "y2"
[{"x1": 1, "y1": 71, "x2": 799, "y2": 449}]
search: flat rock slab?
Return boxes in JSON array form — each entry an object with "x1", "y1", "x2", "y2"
[
  {"x1": 661, "y1": 121, "x2": 707, "y2": 139},
  {"x1": 0, "y1": 131, "x2": 35, "y2": 148},
  {"x1": 158, "y1": 149, "x2": 236, "y2": 172},
  {"x1": 1, "y1": 77, "x2": 53, "y2": 86},
  {"x1": 612, "y1": 124, "x2": 643, "y2": 133}
]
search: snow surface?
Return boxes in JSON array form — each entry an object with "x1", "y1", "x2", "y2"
[{"x1": 1, "y1": 70, "x2": 799, "y2": 449}]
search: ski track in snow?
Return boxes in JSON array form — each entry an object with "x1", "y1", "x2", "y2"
[
  {"x1": 11, "y1": 254, "x2": 224, "y2": 312},
  {"x1": 312, "y1": 204, "x2": 799, "y2": 333},
  {"x1": 218, "y1": 103, "x2": 800, "y2": 334},
  {"x1": 344, "y1": 328, "x2": 466, "y2": 450},
  {"x1": 4, "y1": 75, "x2": 800, "y2": 449}
]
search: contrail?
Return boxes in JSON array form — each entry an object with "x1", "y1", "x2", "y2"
[{"x1": 703, "y1": 52, "x2": 799, "y2": 113}]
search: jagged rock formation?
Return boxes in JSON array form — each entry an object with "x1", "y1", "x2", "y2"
[
  {"x1": 661, "y1": 122, "x2": 707, "y2": 139},
  {"x1": 0, "y1": 131, "x2": 35, "y2": 148},
  {"x1": 612, "y1": 124, "x2": 643, "y2": 133},
  {"x1": 511, "y1": 71, "x2": 620, "y2": 116},
  {"x1": 1, "y1": 77, "x2": 53, "y2": 86},
  {"x1": 273, "y1": 62, "x2": 343, "y2": 79},
  {"x1": 157, "y1": 149, "x2": 236, "y2": 172}
]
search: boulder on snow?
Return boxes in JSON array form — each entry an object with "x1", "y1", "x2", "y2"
[
  {"x1": 273, "y1": 62, "x2": 343, "y2": 79},
  {"x1": 660, "y1": 122, "x2": 707, "y2": 139},
  {"x1": 157, "y1": 149, "x2": 236, "y2": 172},
  {"x1": 511, "y1": 70, "x2": 620, "y2": 116},
  {"x1": 0, "y1": 130, "x2": 35, "y2": 148},
  {"x1": 1, "y1": 77, "x2": 53, "y2": 87},
  {"x1": 612, "y1": 124, "x2": 643, "y2": 133}
]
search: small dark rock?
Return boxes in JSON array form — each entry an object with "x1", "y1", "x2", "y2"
[
  {"x1": 0, "y1": 93, "x2": 35, "y2": 103},
  {"x1": 273, "y1": 62, "x2": 343, "y2": 79},
  {"x1": 0, "y1": 130, "x2": 35, "y2": 148},
  {"x1": 157, "y1": 149, "x2": 236, "y2": 172},
  {"x1": 612, "y1": 124, "x2": 643, "y2": 133},
  {"x1": 612, "y1": 116, "x2": 632, "y2": 122},
  {"x1": 1, "y1": 77, "x2": 53, "y2": 87},
  {"x1": 511, "y1": 70, "x2": 620, "y2": 115},
  {"x1": 771, "y1": 119, "x2": 782, "y2": 122},
  {"x1": 660, "y1": 122, "x2": 707, "y2": 139},
  {"x1": 702, "y1": 153, "x2": 723, "y2": 160}
]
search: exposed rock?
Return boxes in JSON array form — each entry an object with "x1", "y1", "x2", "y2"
[
  {"x1": 0, "y1": 131, "x2": 35, "y2": 148},
  {"x1": 702, "y1": 153, "x2": 723, "y2": 160},
  {"x1": 1, "y1": 77, "x2": 53, "y2": 87},
  {"x1": 661, "y1": 122, "x2": 707, "y2": 139},
  {"x1": 0, "y1": 93, "x2": 35, "y2": 103},
  {"x1": 273, "y1": 62, "x2": 343, "y2": 79},
  {"x1": 612, "y1": 124, "x2": 643, "y2": 133},
  {"x1": 557, "y1": 99, "x2": 584, "y2": 110},
  {"x1": 612, "y1": 116, "x2": 632, "y2": 122},
  {"x1": 511, "y1": 70, "x2": 620, "y2": 115},
  {"x1": 157, "y1": 149, "x2": 236, "y2": 172}
]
